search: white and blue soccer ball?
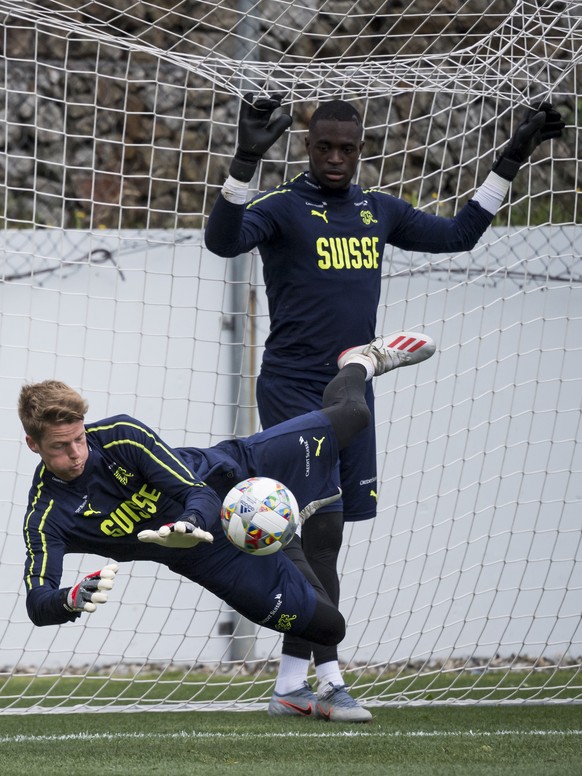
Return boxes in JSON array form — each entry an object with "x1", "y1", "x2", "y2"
[{"x1": 221, "y1": 476, "x2": 299, "y2": 556}]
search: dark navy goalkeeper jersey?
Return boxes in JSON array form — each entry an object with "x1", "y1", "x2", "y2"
[
  {"x1": 23, "y1": 410, "x2": 340, "y2": 631},
  {"x1": 205, "y1": 172, "x2": 493, "y2": 378}
]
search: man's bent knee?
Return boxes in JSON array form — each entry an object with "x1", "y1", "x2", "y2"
[{"x1": 302, "y1": 603, "x2": 346, "y2": 646}]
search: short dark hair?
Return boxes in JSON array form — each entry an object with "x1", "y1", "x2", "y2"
[{"x1": 309, "y1": 100, "x2": 363, "y2": 132}]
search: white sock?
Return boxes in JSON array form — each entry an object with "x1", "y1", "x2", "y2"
[
  {"x1": 344, "y1": 354, "x2": 374, "y2": 381},
  {"x1": 315, "y1": 661, "x2": 344, "y2": 694},
  {"x1": 274, "y1": 655, "x2": 311, "y2": 695}
]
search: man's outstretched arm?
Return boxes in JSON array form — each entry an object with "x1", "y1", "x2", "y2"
[{"x1": 26, "y1": 564, "x2": 119, "y2": 627}]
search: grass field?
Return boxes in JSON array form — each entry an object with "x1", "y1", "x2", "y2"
[{"x1": 0, "y1": 704, "x2": 580, "y2": 775}]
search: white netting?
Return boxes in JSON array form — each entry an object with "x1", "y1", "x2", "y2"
[{"x1": 0, "y1": 0, "x2": 581, "y2": 712}]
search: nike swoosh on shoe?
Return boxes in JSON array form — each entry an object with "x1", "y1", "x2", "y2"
[{"x1": 280, "y1": 699, "x2": 315, "y2": 715}]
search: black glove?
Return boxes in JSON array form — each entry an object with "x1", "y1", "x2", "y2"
[
  {"x1": 229, "y1": 92, "x2": 293, "y2": 183},
  {"x1": 492, "y1": 101, "x2": 565, "y2": 181}
]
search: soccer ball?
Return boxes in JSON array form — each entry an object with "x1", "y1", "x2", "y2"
[{"x1": 221, "y1": 476, "x2": 299, "y2": 556}]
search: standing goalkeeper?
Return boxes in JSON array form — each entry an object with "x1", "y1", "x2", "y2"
[{"x1": 204, "y1": 93, "x2": 564, "y2": 722}]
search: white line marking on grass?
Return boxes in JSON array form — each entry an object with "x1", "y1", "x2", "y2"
[{"x1": 1, "y1": 729, "x2": 581, "y2": 744}]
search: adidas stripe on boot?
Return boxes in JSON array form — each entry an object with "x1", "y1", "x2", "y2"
[{"x1": 337, "y1": 331, "x2": 435, "y2": 377}]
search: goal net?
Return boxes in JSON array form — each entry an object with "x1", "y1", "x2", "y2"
[{"x1": 0, "y1": 0, "x2": 581, "y2": 712}]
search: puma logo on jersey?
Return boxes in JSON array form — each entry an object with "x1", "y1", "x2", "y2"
[
  {"x1": 75, "y1": 495, "x2": 100, "y2": 515},
  {"x1": 313, "y1": 436, "x2": 326, "y2": 456},
  {"x1": 311, "y1": 208, "x2": 328, "y2": 223},
  {"x1": 370, "y1": 490, "x2": 378, "y2": 502}
]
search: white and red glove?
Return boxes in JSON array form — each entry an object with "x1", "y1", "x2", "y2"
[
  {"x1": 65, "y1": 563, "x2": 119, "y2": 613},
  {"x1": 137, "y1": 520, "x2": 214, "y2": 549}
]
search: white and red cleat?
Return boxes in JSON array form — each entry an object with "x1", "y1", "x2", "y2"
[{"x1": 337, "y1": 332, "x2": 436, "y2": 377}]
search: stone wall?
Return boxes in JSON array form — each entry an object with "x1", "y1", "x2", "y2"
[{"x1": 0, "y1": 2, "x2": 575, "y2": 229}]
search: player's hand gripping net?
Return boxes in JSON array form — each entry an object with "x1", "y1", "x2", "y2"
[
  {"x1": 493, "y1": 101, "x2": 565, "y2": 181},
  {"x1": 229, "y1": 92, "x2": 293, "y2": 183}
]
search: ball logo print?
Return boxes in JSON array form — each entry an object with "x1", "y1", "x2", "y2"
[
  {"x1": 221, "y1": 476, "x2": 299, "y2": 555},
  {"x1": 237, "y1": 497, "x2": 256, "y2": 515}
]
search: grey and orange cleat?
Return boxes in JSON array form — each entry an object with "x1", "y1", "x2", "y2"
[
  {"x1": 316, "y1": 682, "x2": 372, "y2": 723},
  {"x1": 267, "y1": 681, "x2": 321, "y2": 718}
]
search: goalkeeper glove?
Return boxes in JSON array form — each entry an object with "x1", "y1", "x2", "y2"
[
  {"x1": 229, "y1": 92, "x2": 293, "y2": 183},
  {"x1": 137, "y1": 520, "x2": 214, "y2": 549},
  {"x1": 492, "y1": 101, "x2": 565, "y2": 181},
  {"x1": 65, "y1": 563, "x2": 119, "y2": 613}
]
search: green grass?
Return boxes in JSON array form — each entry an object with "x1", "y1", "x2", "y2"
[{"x1": 0, "y1": 705, "x2": 580, "y2": 775}]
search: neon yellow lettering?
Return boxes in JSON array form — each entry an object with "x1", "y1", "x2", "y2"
[
  {"x1": 109, "y1": 507, "x2": 137, "y2": 533},
  {"x1": 340, "y1": 237, "x2": 350, "y2": 268},
  {"x1": 100, "y1": 519, "x2": 124, "y2": 538},
  {"x1": 348, "y1": 237, "x2": 363, "y2": 268},
  {"x1": 331, "y1": 238, "x2": 343, "y2": 269},
  {"x1": 100, "y1": 487, "x2": 161, "y2": 537},
  {"x1": 362, "y1": 236, "x2": 379, "y2": 268},
  {"x1": 132, "y1": 484, "x2": 161, "y2": 513},
  {"x1": 316, "y1": 238, "x2": 332, "y2": 269},
  {"x1": 316, "y1": 236, "x2": 379, "y2": 270}
]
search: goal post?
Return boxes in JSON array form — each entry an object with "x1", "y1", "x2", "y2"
[{"x1": 0, "y1": 0, "x2": 581, "y2": 713}]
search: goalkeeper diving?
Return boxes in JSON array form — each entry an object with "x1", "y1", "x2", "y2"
[{"x1": 19, "y1": 334, "x2": 434, "y2": 648}]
